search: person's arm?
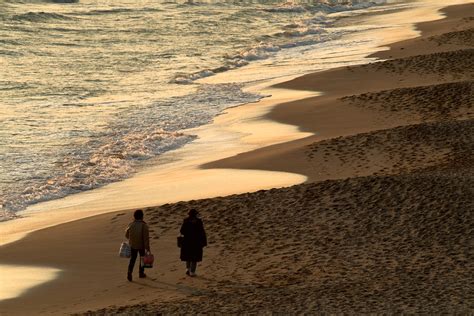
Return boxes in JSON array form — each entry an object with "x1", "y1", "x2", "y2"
[
  {"x1": 201, "y1": 221, "x2": 207, "y2": 247},
  {"x1": 143, "y1": 223, "x2": 150, "y2": 251},
  {"x1": 125, "y1": 225, "x2": 130, "y2": 240},
  {"x1": 180, "y1": 220, "x2": 186, "y2": 236}
]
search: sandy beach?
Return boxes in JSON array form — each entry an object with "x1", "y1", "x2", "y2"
[{"x1": 0, "y1": 2, "x2": 473, "y2": 314}]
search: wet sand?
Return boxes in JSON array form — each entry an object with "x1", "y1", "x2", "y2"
[{"x1": 0, "y1": 3, "x2": 473, "y2": 315}]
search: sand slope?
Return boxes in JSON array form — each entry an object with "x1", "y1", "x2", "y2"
[{"x1": 87, "y1": 164, "x2": 473, "y2": 314}]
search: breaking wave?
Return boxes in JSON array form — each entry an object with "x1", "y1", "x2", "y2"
[
  {"x1": 12, "y1": 12, "x2": 73, "y2": 22},
  {"x1": 170, "y1": 2, "x2": 378, "y2": 85},
  {"x1": 173, "y1": 28, "x2": 331, "y2": 84}
]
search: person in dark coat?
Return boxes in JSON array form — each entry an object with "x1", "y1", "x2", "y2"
[
  {"x1": 180, "y1": 209, "x2": 207, "y2": 277},
  {"x1": 125, "y1": 209, "x2": 150, "y2": 282}
]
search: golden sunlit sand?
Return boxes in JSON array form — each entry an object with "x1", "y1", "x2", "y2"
[{"x1": 0, "y1": 265, "x2": 61, "y2": 301}]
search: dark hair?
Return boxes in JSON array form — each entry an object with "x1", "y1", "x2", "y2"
[
  {"x1": 134, "y1": 209, "x2": 144, "y2": 220},
  {"x1": 188, "y1": 209, "x2": 198, "y2": 217}
]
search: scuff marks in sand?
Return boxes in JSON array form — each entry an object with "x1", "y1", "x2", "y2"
[
  {"x1": 305, "y1": 119, "x2": 474, "y2": 178},
  {"x1": 90, "y1": 167, "x2": 473, "y2": 314},
  {"x1": 428, "y1": 27, "x2": 474, "y2": 47},
  {"x1": 368, "y1": 49, "x2": 474, "y2": 79},
  {"x1": 342, "y1": 81, "x2": 474, "y2": 121}
]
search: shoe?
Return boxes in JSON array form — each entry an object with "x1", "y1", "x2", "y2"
[
  {"x1": 127, "y1": 272, "x2": 132, "y2": 282},
  {"x1": 139, "y1": 273, "x2": 147, "y2": 278},
  {"x1": 186, "y1": 270, "x2": 190, "y2": 276},
  {"x1": 189, "y1": 272, "x2": 196, "y2": 277}
]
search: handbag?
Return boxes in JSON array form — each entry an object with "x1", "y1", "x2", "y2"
[
  {"x1": 141, "y1": 252, "x2": 154, "y2": 268},
  {"x1": 119, "y1": 242, "x2": 131, "y2": 258},
  {"x1": 177, "y1": 236, "x2": 184, "y2": 248}
]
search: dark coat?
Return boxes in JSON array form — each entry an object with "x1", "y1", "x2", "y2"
[{"x1": 180, "y1": 216, "x2": 207, "y2": 262}]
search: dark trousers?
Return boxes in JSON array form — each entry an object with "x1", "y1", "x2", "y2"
[
  {"x1": 128, "y1": 248, "x2": 145, "y2": 275},
  {"x1": 186, "y1": 261, "x2": 197, "y2": 273}
]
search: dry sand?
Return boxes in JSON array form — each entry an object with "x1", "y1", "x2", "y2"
[
  {"x1": 0, "y1": 3, "x2": 473, "y2": 315},
  {"x1": 86, "y1": 171, "x2": 474, "y2": 314}
]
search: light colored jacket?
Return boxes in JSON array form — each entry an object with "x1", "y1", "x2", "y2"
[{"x1": 125, "y1": 220, "x2": 150, "y2": 250}]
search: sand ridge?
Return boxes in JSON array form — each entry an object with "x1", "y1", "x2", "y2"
[
  {"x1": 368, "y1": 49, "x2": 473, "y2": 80},
  {"x1": 304, "y1": 119, "x2": 473, "y2": 179},
  {"x1": 341, "y1": 81, "x2": 473, "y2": 121},
  {"x1": 428, "y1": 27, "x2": 474, "y2": 46}
]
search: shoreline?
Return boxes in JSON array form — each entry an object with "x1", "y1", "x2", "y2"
[
  {"x1": 1, "y1": 2, "x2": 473, "y2": 314},
  {"x1": 0, "y1": 0, "x2": 453, "y2": 247},
  {"x1": 0, "y1": 0, "x2": 408, "y2": 247},
  {"x1": 0, "y1": 87, "x2": 316, "y2": 247}
]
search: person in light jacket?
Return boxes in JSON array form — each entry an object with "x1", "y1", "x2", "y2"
[
  {"x1": 125, "y1": 209, "x2": 150, "y2": 281},
  {"x1": 180, "y1": 209, "x2": 207, "y2": 277}
]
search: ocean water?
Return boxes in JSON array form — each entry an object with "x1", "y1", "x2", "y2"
[{"x1": 0, "y1": 0, "x2": 411, "y2": 219}]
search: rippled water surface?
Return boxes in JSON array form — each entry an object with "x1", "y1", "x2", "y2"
[{"x1": 0, "y1": 0, "x2": 408, "y2": 217}]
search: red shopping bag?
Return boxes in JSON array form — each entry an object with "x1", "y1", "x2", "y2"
[{"x1": 141, "y1": 252, "x2": 154, "y2": 268}]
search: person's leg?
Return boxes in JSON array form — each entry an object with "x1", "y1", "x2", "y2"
[
  {"x1": 128, "y1": 248, "x2": 139, "y2": 281},
  {"x1": 138, "y1": 249, "x2": 146, "y2": 277},
  {"x1": 186, "y1": 261, "x2": 191, "y2": 275},
  {"x1": 190, "y1": 261, "x2": 197, "y2": 276}
]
